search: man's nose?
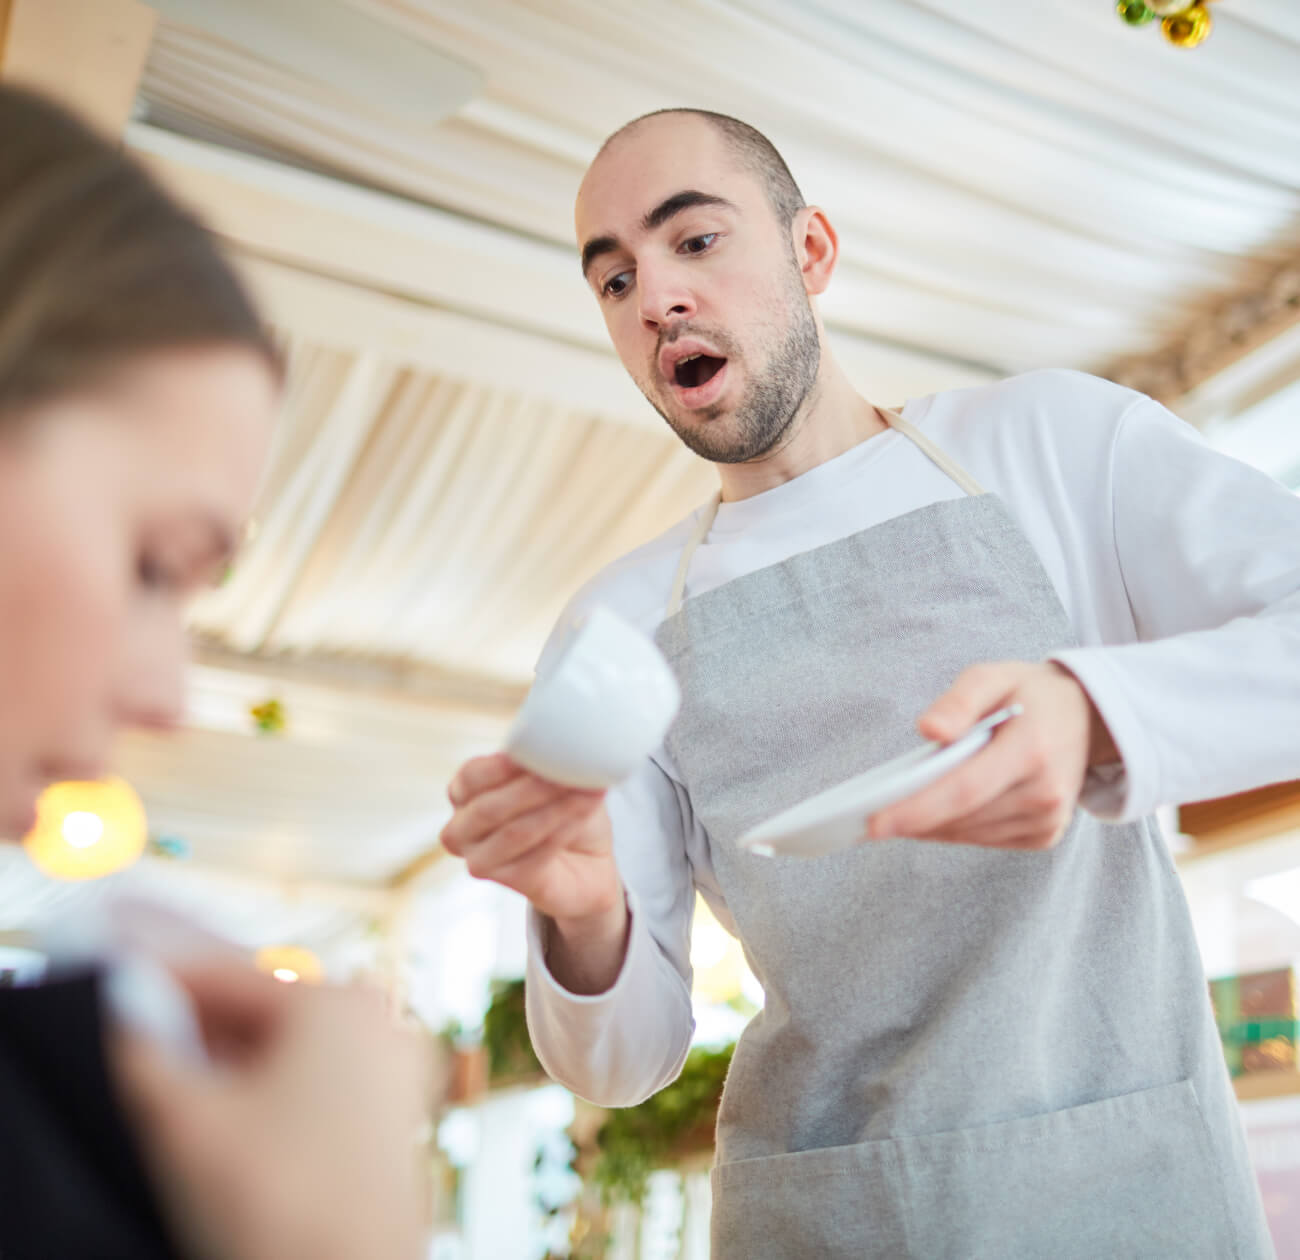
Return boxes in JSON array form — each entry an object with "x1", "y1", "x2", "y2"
[{"x1": 638, "y1": 262, "x2": 696, "y2": 330}]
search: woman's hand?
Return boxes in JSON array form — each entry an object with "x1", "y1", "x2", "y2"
[{"x1": 110, "y1": 962, "x2": 432, "y2": 1260}]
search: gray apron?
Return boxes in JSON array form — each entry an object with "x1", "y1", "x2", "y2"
[{"x1": 653, "y1": 411, "x2": 1273, "y2": 1259}]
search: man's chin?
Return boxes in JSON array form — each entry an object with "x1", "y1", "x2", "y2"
[
  {"x1": 667, "y1": 413, "x2": 729, "y2": 450},
  {"x1": 676, "y1": 404, "x2": 729, "y2": 429}
]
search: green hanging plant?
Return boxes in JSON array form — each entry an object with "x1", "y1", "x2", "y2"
[
  {"x1": 481, "y1": 978, "x2": 545, "y2": 1086},
  {"x1": 591, "y1": 1042, "x2": 735, "y2": 1206}
]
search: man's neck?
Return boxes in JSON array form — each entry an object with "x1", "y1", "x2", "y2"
[{"x1": 716, "y1": 360, "x2": 889, "y2": 502}]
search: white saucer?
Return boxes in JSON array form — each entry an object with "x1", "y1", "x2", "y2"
[{"x1": 737, "y1": 705, "x2": 1023, "y2": 860}]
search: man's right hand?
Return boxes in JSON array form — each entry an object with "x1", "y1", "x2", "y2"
[{"x1": 441, "y1": 754, "x2": 629, "y2": 993}]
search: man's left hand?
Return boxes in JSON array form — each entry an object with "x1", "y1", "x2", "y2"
[{"x1": 866, "y1": 661, "x2": 1118, "y2": 850}]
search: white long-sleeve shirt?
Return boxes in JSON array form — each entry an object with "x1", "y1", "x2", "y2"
[{"x1": 524, "y1": 368, "x2": 1300, "y2": 1107}]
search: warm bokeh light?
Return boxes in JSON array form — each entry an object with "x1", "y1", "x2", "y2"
[
  {"x1": 22, "y1": 778, "x2": 147, "y2": 881},
  {"x1": 690, "y1": 896, "x2": 750, "y2": 1006},
  {"x1": 255, "y1": 945, "x2": 323, "y2": 984}
]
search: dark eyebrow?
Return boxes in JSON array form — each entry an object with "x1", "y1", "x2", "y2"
[
  {"x1": 642, "y1": 190, "x2": 736, "y2": 233},
  {"x1": 581, "y1": 234, "x2": 620, "y2": 280},
  {"x1": 580, "y1": 190, "x2": 738, "y2": 281}
]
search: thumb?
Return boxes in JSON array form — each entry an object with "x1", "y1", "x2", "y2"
[
  {"x1": 918, "y1": 664, "x2": 1017, "y2": 743},
  {"x1": 167, "y1": 959, "x2": 294, "y2": 1062},
  {"x1": 110, "y1": 1024, "x2": 229, "y2": 1160}
]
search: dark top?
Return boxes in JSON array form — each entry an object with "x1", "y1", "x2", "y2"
[{"x1": 0, "y1": 973, "x2": 181, "y2": 1259}]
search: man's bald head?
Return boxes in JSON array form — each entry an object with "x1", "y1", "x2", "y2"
[
  {"x1": 576, "y1": 109, "x2": 824, "y2": 467},
  {"x1": 596, "y1": 109, "x2": 805, "y2": 229}
]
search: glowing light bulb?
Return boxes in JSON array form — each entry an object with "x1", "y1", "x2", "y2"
[
  {"x1": 24, "y1": 778, "x2": 147, "y2": 881},
  {"x1": 61, "y1": 811, "x2": 104, "y2": 849},
  {"x1": 255, "y1": 946, "x2": 323, "y2": 984}
]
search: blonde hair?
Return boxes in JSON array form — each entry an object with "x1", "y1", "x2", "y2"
[{"x1": 0, "y1": 85, "x2": 278, "y2": 418}]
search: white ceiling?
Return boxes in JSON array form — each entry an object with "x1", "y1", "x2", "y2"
[
  {"x1": 7, "y1": 0, "x2": 1300, "y2": 956},
  {"x1": 137, "y1": 0, "x2": 1300, "y2": 373}
]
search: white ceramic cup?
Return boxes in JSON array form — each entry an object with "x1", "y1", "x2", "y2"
[{"x1": 504, "y1": 605, "x2": 681, "y2": 789}]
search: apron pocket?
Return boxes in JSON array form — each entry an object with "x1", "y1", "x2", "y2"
[
  {"x1": 895, "y1": 1078, "x2": 1237, "y2": 1259},
  {"x1": 710, "y1": 1080, "x2": 1238, "y2": 1260},
  {"x1": 711, "y1": 1134, "x2": 908, "y2": 1260}
]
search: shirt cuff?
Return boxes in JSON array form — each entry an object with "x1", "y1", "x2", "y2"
[
  {"x1": 524, "y1": 890, "x2": 694, "y2": 1106},
  {"x1": 525, "y1": 888, "x2": 643, "y2": 1007},
  {"x1": 1048, "y1": 648, "x2": 1160, "y2": 822}
]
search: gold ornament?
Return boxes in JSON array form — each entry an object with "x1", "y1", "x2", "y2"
[
  {"x1": 1162, "y1": 4, "x2": 1212, "y2": 46},
  {"x1": 250, "y1": 697, "x2": 287, "y2": 735}
]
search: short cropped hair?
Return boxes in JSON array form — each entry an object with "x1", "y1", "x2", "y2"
[{"x1": 603, "y1": 108, "x2": 805, "y2": 227}]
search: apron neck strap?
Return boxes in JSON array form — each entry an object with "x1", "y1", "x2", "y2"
[
  {"x1": 666, "y1": 492, "x2": 722, "y2": 619},
  {"x1": 879, "y1": 408, "x2": 986, "y2": 496},
  {"x1": 662, "y1": 407, "x2": 985, "y2": 619}
]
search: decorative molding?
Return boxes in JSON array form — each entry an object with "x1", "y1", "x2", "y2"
[{"x1": 1104, "y1": 253, "x2": 1300, "y2": 405}]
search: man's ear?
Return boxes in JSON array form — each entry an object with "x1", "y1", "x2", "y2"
[{"x1": 793, "y1": 206, "x2": 838, "y2": 297}]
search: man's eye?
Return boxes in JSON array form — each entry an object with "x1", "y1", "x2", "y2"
[
  {"x1": 681, "y1": 233, "x2": 718, "y2": 255},
  {"x1": 602, "y1": 271, "x2": 632, "y2": 299}
]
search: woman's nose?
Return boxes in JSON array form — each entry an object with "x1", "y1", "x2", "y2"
[{"x1": 115, "y1": 626, "x2": 186, "y2": 733}]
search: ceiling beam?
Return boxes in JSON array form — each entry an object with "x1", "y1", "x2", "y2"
[
  {"x1": 191, "y1": 642, "x2": 527, "y2": 718},
  {"x1": 0, "y1": 0, "x2": 156, "y2": 136},
  {"x1": 144, "y1": 855, "x2": 395, "y2": 913},
  {"x1": 235, "y1": 253, "x2": 662, "y2": 430},
  {"x1": 125, "y1": 122, "x2": 618, "y2": 353},
  {"x1": 145, "y1": 0, "x2": 480, "y2": 128},
  {"x1": 387, "y1": 845, "x2": 446, "y2": 892},
  {"x1": 1178, "y1": 781, "x2": 1300, "y2": 861},
  {"x1": 1173, "y1": 320, "x2": 1300, "y2": 431},
  {"x1": 1105, "y1": 252, "x2": 1300, "y2": 408}
]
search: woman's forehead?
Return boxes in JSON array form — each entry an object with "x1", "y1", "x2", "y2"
[{"x1": 107, "y1": 347, "x2": 275, "y2": 525}]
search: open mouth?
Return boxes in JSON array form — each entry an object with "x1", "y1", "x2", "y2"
[{"x1": 673, "y1": 353, "x2": 727, "y2": 390}]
